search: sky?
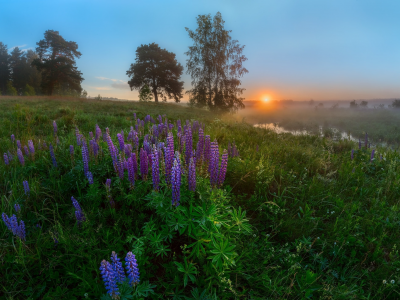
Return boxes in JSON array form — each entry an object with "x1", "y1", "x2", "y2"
[{"x1": 1, "y1": 0, "x2": 399, "y2": 101}]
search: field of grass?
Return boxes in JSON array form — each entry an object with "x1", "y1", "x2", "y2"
[
  {"x1": 239, "y1": 102, "x2": 400, "y2": 147},
  {"x1": 1, "y1": 96, "x2": 400, "y2": 299}
]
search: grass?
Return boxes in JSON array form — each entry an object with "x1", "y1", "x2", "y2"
[{"x1": 1, "y1": 96, "x2": 400, "y2": 299}]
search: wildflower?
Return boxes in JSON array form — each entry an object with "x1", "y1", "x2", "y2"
[
  {"x1": 127, "y1": 157, "x2": 135, "y2": 187},
  {"x1": 53, "y1": 120, "x2": 57, "y2": 135},
  {"x1": 70, "y1": 145, "x2": 74, "y2": 156},
  {"x1": 204, "y1": 135, "x2": 211, "y2": 163},
  {"x1": 196, "y1": 128, "x2": 204, "y2": 163},
  {"x1": 14, "y1": 204, "x2": 21, "y2": 212},
  {"x1": 49, "y1": 144, "x2": 57, "y2": 167},
  {"x1": 3, "y1": 153, "x2": 9, "y2": 165},
  {"x1": 125, "y1": 252, "x2": 140, "y2": 286},
  {"x1": 89, "y1": 131, "x2": 93, "y2": 139},
  {"x1": 100, "y1": 260, "x2": 120, "y2": 299},
  {"x1": 391, "y1": 280, "x2": 395, "y2": 284},
  {"x1": 151, "y1": 146, "x2": 160, "y2": 191},
  {"x1": 1, "y1": 213, "x2": 25, "y2": 240},
  {"x1": 36, "y1": 223, "x2": 41, "y2": 229},
  {"x1": 71, "y1": 196, "x2": 86, "y2": 226},
  {"x1": 209, "y1": 141, "x2": 219, "y2": 187},
  {"x1": 11, "y1": 134, "x2": 15, "y2": 142},
  {"x1": 87, "y1": 171, "x2": 94, "y2": 184},
  {"x1": 383, "y1": 280, "x2": 387, "y2": 284},
  {"x1": 140, "y1": 148, "x2": 148, "y2": 180},
  {"x1": 165, "y1": 132, "x2": 174, "y2": 185},
  {"x1": 117, "y1": 155, "x2": 124, "y2": 179},
  {"x1": 185, "y1": 126, "x2": 193, "y2": 166},
  {"x1": 82, "y1": 140, "x2": 89, "y2": 175},
  {"x1": 17, "y1": 140, "x2": 21, "y2": 149},
  {"x1": 23, "y1": 180, "x2": 30, "y2": 196},
  {"x1": 111, "y1": 252, "x2": 126, "y2": 283},
  {"x1": 105, "y1": 179, "x2": 111, "y2": 191},
  {"x1": 95, "y1": 125, "x2": 102, "y2": 142},
  {"x1": 217, "y1": 149, "x2": 228, "y2": 187},
  {"x1": 24, "y1": 145, "x2": 29, "y2": 156},
  {"x1": 117, "y1": 133, "x2": 124, "y2": 152},
  {"x1": 28, "y1": 140, "x2": 35, "y2": 156},
  {"x1": 106, "y1": 132, "x2": 118, "y2": 170},
  {"x1": 370, "y1": 149, "x2": 375, "y2": 162},
  {"x1": 171, "y1": 152, "x2": 181, "y2": 206},
  {"x1": 188, "y1": 156, "x2": 196, "y2": 192},
  {"x1": 131, "y1": 153, "x2": 138, "y2": 179}
]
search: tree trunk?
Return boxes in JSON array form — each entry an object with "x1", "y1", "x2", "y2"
[{"x1": 153, "y1": 89, "x2": 158, "y2": 103}]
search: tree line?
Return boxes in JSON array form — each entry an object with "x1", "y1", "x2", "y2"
[{"x1": 1, "y1": 12, "x2": 248, "y2": 112}]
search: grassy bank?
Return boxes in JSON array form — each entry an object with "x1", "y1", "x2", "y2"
[{"x1": 1, "y1": 96, "x2": 400, "y2": 299}]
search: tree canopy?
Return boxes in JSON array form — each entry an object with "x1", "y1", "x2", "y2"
[
  {"x1": 126, "y1": 43, "x2": 184, "y2": 103},
  {"x1": 0, "y1": 42, "x2": 10, "y2": 94},
  {"x1": 32, "y1": 30, "x2": 83, "y2": 95},
  {"x1": 185, "y1": 12, "x2": 248, "y2": 112}
]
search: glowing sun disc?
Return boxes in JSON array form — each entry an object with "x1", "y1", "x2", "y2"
[{"x1": 263, "y1": 96, "x2": 270, "y2": 102}]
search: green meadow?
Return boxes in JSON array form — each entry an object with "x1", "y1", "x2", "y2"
[{"x1": 1, "y1": 96, "x2": 400, "y2": 299}]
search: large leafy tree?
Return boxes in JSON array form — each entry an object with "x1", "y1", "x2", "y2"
[
  {"x1": 126, "y1": 43, "x2": 184, "y2": 103},
  {"x1": 32, "y1": 30, "x2": 83, "y2": 95},
  {"x1": 0, "y1": 42, "x2": 10, "y2": 94},
  {"x1": 185, "y1": 12, "x2": 248, "y2": 112}
]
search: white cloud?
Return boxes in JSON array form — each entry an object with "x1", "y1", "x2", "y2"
[
  {"x1": 111, "y1": 82, "x2": 130, "y2": 90},
  {"x1": 96, "y1": 76, "x2": 126, "y2": 83},
  {"x1": 8, "y1": 44, "x2": 27, "y2": 51},
  {"x1": 87, "y1": 86, "x2": 112, "y2": 91}
]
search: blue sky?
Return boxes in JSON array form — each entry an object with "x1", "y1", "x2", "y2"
[{"x1": 2, "y1": 0, "x2": 399, "y2": 101}]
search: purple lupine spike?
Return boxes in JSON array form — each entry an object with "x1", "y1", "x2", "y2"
[
  {"x1": 87, "y1": 171, "x2": 94, "y2": 184},
  {"x1": 131, "y1": 153, "x2": 138, "y2": 179},
  {"x1": 171, "y1": 152, "x2": 181, "y2": 206},
  {"x1": 23, "y1": 180, "x2": 30, "y2": 196},
  {"x1": 53, "y1": 120, "x2": 57, "y2": 135},
  {"x1": 17, "y1": 140, "x2": 21, "y2": 149},
  {"x1": 3, "y1": 153, "x2": 9, "y2": 165},
  {"x1": 124, "y1": 144, "x2": 132, "y2": 158},
  {"x1": 106, "y1": 133, "x2": 118, "y2": 171},
  {"x1": 95, "y1": 125, "x2": 101, "y2": 141},
  {"x1": 7, "y1": 151, "x2": 13, "y2": 161},
  {"x1": 196, "y1": 128, "x2": 204, "y2": 163},
  {"x1": 204, "y1": 135, "x2": 211, "y2": 163},
  {"x1": 2, "y1": 213, "x2": 25, "y2": 240},
  {"x1": 140, "y1": 148, "x2": 148, "y2": 180},
  {"x1": 18, "y1": 220, "x2": 25, "y2": 241},
  {"x1": 127, "y1": 157, "x2": 135, "y2": 187},
  {"x1": 2, "y1": 213, "x2": 13, "y2": 231},
  {"x1": 217, "y1": 149, "x2": 228, "y2": 187},
  {"x1": 117, "y1": 133, "x2": 124, "y2": 152},
  {"x1": 28, "y1": 140, "x2": 35, "y2": 156},
  {"x1": 209, "y1": 141, "x2": 219, "y2": 187},
  {"x1": 111, "y1": 252, "x2": 126, "y2": 283},
  {"x1": 351, "y1": 149, "x2": 354, "y2": 160},
  {"x1": 82, "y1": 140, "x2": 89, "y2": 176},
  {"x1": 89, "y1": 131, "x2": 93, "y2": 139},
  {"x1": 23, "y1": 145, "x2": 29, "y2": 156},
  {"x1": 11, "y1": 134, "x2": 15, "y2": 143},
  {"x1": 14, "y1": 204, "x2": 21, "y2": 212},
  {"x1": 100, "y1": 260, "x2": 120, "y2": 298},
  {"x1": 125, "y1": 252, "x2": 140, "y2": 286},
  {"x1": 151, "y1": 146, "x2": 160, "y2": 191},
  {"x1": 70, "y1": 145, "x2": 74, "y2": 156},
  {"x1": 71, "y1": 196, "x2": 86, "y2": 226},
  {"x1": 133, "y1": 112, "x2": 136, "y2": 120},
  {"x1": 10, "y1": 214, "x2": 19, "y2": 235},
  {"x1": 105, "y1": 179, "x2": 111, "y2": 190},
  {"x1": 370, "y1": 149, "x2": 375, "y2": 162},
  {"x1": 188, "y1": 156, "x2": 196, "y2": 192},
  {"x1": 17, "y1": 149, "x2": 25, "y2": 166},
  {"x1": 165, "y1": 132, "x2": 174, "y2": 185},
  {"x1": 117, "y1": 155, "x2": 124, "y2": 179},
  {"x1": 49, "y1": 144, "x2": 57, "y2": 167}
]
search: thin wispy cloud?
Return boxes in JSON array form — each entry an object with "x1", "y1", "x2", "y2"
[
  {"x1": 8, "y1": 44, "x2": 27, "y2": 51},
  {"x1": 96, "y1": 76, "x2": 125, "y2": 83},
  {"x1": 88, "y1": 86, "x2": 112, "y2": 91},
  {"x1": 111, "y1": 82, "x2": 130, "y2": 90}
]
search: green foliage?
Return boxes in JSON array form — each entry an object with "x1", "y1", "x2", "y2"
[
  {"x1": 139, "y1": 84, "x2": 152, "y2": 102},
  {"x1": 6, "y1": 80, "x2": 17, "y2": 95},
  {"x1": 23, "y1": 84, "x2": 36, "y2": 96},
  {"x1": 391, "y1": 99, "x2": 400, "y2": 108}
]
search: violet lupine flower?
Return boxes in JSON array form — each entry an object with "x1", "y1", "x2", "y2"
[
  {"x1": 49, "y1": 144, "x2": 57, "y2": 167},
  {"x1": 185, "y1": 127, "x2": 194, "y2": 164},
  {"x1": 87, "y1": 171, "x2": 94, "y2": 184},
  {"x1": 53, "y1": 120, "x2": 57, "y2": 135},
  {"x1": 89, "y1": 131, "x2": 93, "y2": 139},
  {"x1": 117, "y1": 155, "x2": 124, "y2": 179},
  {"x1": 165, "y1": 133, "x2": 174, "y2": 185},
  {"x1": 71, "y1": 196, "x2": 86, "y2": 226},
  {"x1": 124, "y1": 144, "x2": 132, "y2": 158},
  {"x1": 131, "y1": 153, "x2": 138, "y2": 179},
  {"x1": 188, "y1": 156, "x2": 196, "y2": 192},
  {"x1": 14, "y1": 204, "x2": 21, "y2": 212},
  {"x1": 117, "y1": 133, "x2": 124, "y2": 152},
  {"x1": 7, "y1": 151, "x2": 13, "y2": 161},
  {"x1": 70, "y1": 145, "x2": 74, "y2": 156},
  {"x1": 151, "y1": 146, "x2": 160, "y2": 191},
  {"x1": 196, "y1": 128, "x2": 204, "y2": 163},
  {"x1": 106, "y1": 133, "x2": 118, "y2": 170},
  {"x1": 127, "y1": 157, "x2": 135, "y2": 187},
  {"x1": 95, "y1": 124, "x2": 102, "y2": 142},
  {"x1": 204, "y1": 135, "x2": 211, "y2": 163},
  {"x1": 351, "y1": 149, "x2": 354, "y2": 160},
  {"x1": 133, "y1": 112, "x2": 136, "y2": 120},
  {"x1": 364, "y1": 132, "x2": 368, "y2": 149},
  {"x1": 23, "y1": 145, "x2": 29, "y2": 156},
  {"x1": 111, "y1": 251, "x2": 126, "y2": 283},
  {"x1": 106, "y1": 178, "x2": 111, "y2": 191},
  {"x1": 23, "y1": 180, "x2": 30, "y2": 195},
  {"x1": 17, "y1": 149, "x2": 25, "y2": 166},
  {"x1": 171, "y1": 153, "x2": 181, "y2": 206},
  {"x1": 217, "y1": 149, "x2": 228, "y2": 187},
  {"x1": 140, "y1": 148, "x2": 148, "y2": 180},
  {"x1": 28, "y1": 140, "x2": 34, "y2": 156},
  {"x1": 11, "y1": 134, "x2": 15, "y2": 143},
  {"x1": 125, "y1": 252, "x2": 140, "y2": 286},
  {"x1": 82, "y1": 141, "x2": 89, "y2": 176},
  {"x1": 1, "y1": 213, "x2": 25, "y2": 240},
  {"x1": 3, "y1": 153, "x2": 9, "y2": 165},
  {"x1": 17, "y1": 140, "x2": 21, "y2": 149},
  {"x1": 370, "y1": 149, "x2": 375, "y2": 162},
  {"x1": 209, "y1": 141, "x2": 219, "y2": 187},
  {"x1": 100, "y1": 260, "x2": 120, "y2": 299}
]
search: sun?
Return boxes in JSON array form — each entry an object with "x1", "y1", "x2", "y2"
[{"x1": 263, "y1": 96, "x2": 270, "y2": 102}]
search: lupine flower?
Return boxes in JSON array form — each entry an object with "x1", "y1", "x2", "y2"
[
  {"x1": 117, "y1": 133, "x2": 124, "y2": 152},
  {"x1": 188, "y1": 156, "x2": 196, "y2": 192},
  {"x1": 23, "y1": 180, "x2": 30, "y2": 196},
  {"x1": 14, "y1": 204, "x2": 21, "y2": 212},
  {"x1": 1, "y1": 213, "x2": 25, "y2": 240},
  {"x1": 370, "y1": 149, "x2": 375, "y2": 162},
  {"x1": 89, "y1": 131, "x2": 94, "y2": 139},
  {"x1": 127, "y1": 157, "x2": 135, "y2": 187},
  {"x1": 36, "y1": 223, "x2": 41, "y2": 229},
  {"x1": 351, "y1": 149, "x2": 354, "y2": 160},
  {"x1": 111, "y1": 252, "x2": 126, "y2": 283},
  {"x1": 217, "y1": 149, "x2": 228, "y2": 187},
  {"x1": 196, "y1": 128, "x2": 204, "y2": 163},
  {"x1": 7, "y1": 151, "x2": 13, "y2": 161},
  {"x1": 185, "y1": 127, "x2": 193, "y2": 166},
  {"x1": 95, "y1": 124, "x2": 102, "y2": 142},
  {"x1": 117, "y1": 155, "x2": 124, "y2": 179},
  {"x1": 133, "y1": 112, "x2": 136, "y2": 120},
  {"x1": 204, "y1": 135, "x2": 211, "y2": 163},
  {"x1": 53, "y1": 120, "x2": 57, "y2": 135},
  {"x1": 124, "y1": 144, "x2": 132, "y2": 158},
  {"x1": 171, "y1": 152, "x2": 181, "y2": 206},
  {"x1": 11, "y1": 134, "x2": 15, "y2": 142},
  {"x1": 23, "y1": 145, "x2": 29, "y2": 156},
  {"x1": 100, "y1": 260, "x2": 120, "y2": 299},
  {"x1": 131, "y1": 153, "x2": 138, "y2": 179},
  {"x1": 151, "y1": 146, "x2": 160, "y2": 191},
  {"x1": 82, "y1": 140, "x2": 89, "y2": 176},
  {"x1": 165, "y1": 132, "x2": 174, "y2": 185},
  {"x1": 106, "y1": 133, "x2": 118, "y2": 171},
  {"x1": 70, "y1": 145, "x2": 74, "y2": 156},
  {"x1": 17, "y1": 149, "x2": 25, "y2": 166},
  {"x1": 86, "y1": 171, "x2": 94, "y2": 184},
  {"x1": 17, "y1": 140, "x2": 21, "y2": 149},
  {"x1": 125, "y1": 252, "x2": 140, "y2": 286},
  {"x1": 49, "y1": 144, "x2": 57, "y2": 167},
  {"x1": 3, "y1": 153, "x2": 9, "y2": 165},
  {"x1": 140, "y1": 148, "x2": 148, "y2": 180},
  {"x1": 71, "y1": 196, "x2": 86, "y2": 226},
  {"x1": 209, "y1": 141, "x2": 219, "y2": 187},
  {"x1": 28, "y1": 140, "x2": 35, "y2": 156}
]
